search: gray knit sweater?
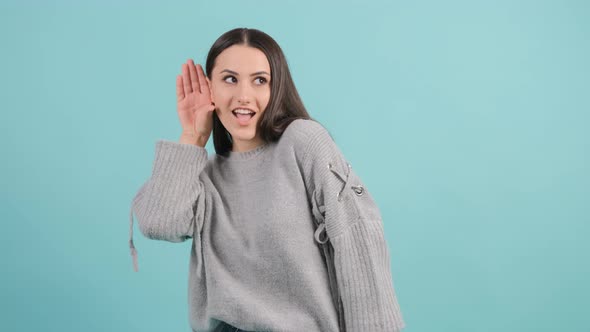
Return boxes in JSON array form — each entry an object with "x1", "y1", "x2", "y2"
[{"x1": 128, "y1": 119, "x2": 405, "y2": 332}]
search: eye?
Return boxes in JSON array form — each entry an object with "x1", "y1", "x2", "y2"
[
  {"x1": 255, "y1": 77, "x2": 268, "y2": 85},
  {"x1": 222, "y1": 75, "x2": 237, "y2": 84}
]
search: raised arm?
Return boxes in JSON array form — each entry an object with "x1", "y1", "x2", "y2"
[
  {"x1": 128, "y1": 140, "x2": 209, "y2": 272},
  {"x1": 128, "y1": 58, "x2": 215, "y2": 272}
]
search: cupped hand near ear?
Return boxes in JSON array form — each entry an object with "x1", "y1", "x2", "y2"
[{"x1": 176, "y1": 59, "x2": 215, "y2": 145}]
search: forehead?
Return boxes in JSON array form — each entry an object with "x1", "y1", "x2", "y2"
[{"x1": 215, "y1": 45, "x2": 270, "y2": 74}]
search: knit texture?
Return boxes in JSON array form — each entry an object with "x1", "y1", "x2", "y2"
[{"x1": 129, "y1": 119, "x2": 405, "y2": 332}]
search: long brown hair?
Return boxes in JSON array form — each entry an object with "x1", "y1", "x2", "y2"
[{"x1": 205, "y1": 28, "x2": 314, "y2": 156}]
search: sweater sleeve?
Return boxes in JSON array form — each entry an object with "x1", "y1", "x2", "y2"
[
  {"x1": 128, "y1": 140, "x2": 209, "y2": 272},
  {"x1": 302, "y1": 124, "x2": 406, "y2": 332}
]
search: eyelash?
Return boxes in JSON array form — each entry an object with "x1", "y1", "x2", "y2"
[{"x1": 222, "y1": 75, "x2": 268, "y2": 85}]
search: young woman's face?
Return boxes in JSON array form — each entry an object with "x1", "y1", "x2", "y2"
[{"x1": 207, "y1": 44, "x2": 271, "y2": 151}]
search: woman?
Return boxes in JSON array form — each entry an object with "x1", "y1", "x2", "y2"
[{"x1": 128, "y1": 27, "x2": 405, "y2": 332}]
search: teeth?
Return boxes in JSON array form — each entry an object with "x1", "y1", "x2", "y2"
[{"x1": 233, "y1": 109, "x2": 255, "y2": 115}]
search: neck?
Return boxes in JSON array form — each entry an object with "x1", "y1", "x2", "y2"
[{"x1": 231, "y1": 137, "x2": 265, "y2": 152}]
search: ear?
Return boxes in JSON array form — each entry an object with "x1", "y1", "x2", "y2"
[{"x1": 206, "y1": 77, "x2": 214, "y2": 103}]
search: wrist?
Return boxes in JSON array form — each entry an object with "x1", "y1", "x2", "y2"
[{"x1": 179, "y1": 132, "x2": 208, "y2": 147}]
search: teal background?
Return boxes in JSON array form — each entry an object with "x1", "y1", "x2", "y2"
[{"x1": 1, "y1": 0, "x2": 588, "y2": 331}]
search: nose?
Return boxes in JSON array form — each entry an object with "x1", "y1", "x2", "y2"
[{"x1": 236, "y1": 82, "x2": 253, "y2": 105}]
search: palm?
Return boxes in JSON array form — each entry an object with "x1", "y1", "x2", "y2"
[
  {"x1": 176, "y1": 59, "x2": 215, "y2": 137},
  {"x1": 177, "y1": 92, "x2": 210, "y2": 129}
]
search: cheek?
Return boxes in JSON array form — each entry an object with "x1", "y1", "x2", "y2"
[
  {"x1": 260, "y1": 89, "x2": 271, "y2": 107},
  {"x1": 213, "y1": 88, "x2": 231, "y2": 103}
]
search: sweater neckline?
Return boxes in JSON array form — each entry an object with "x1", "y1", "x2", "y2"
[{"x1": 222, "y1": 142, "x2": 270, "y2": 161}]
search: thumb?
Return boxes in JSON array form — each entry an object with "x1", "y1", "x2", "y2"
[
  {"x1": 206, "y1": 103, "x2": 215, "y2": 112},
  {"x1": 195, "y1": 103, "x2": 215, "y2": 114}
]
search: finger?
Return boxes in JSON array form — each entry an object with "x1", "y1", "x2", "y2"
[
  {"x1": 182, "y1": 62, "x2": 192, "y2": 96},
  {"x1": 196, "y1": 64, "x2": 210, "y2": 98},
  {"x1": 188, "y1": 59, "x2": 201, "y2": 94},
  {"x1": 176, "y1": 75, "x2": 185, "y2": 102}
]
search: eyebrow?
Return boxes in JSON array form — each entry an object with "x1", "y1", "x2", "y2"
[{"x1": 220, "y1": 69, "x2": 270, "y2": 76}]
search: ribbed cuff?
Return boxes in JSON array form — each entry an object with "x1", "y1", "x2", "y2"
[{"x1": 332, "y1": 220, "x2": 405, "y2": 332}]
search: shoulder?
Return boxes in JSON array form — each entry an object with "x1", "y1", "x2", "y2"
[
  {"x1": 283, "y1": 118, "x2": 328, "y2": 139},
  {"x1": 280, "y1": 119, "x2": 345, "y2": 171},
  {"x1": 282, "y1": 118, "x2": 335, "y2": 153}
]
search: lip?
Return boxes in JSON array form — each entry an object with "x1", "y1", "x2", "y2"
[
  {"x1": 232, "y1": 108, "x2": 256, "y2": 126},
  {"x1": 232, "y1": 107, "x2": 256, "y2": 114}
]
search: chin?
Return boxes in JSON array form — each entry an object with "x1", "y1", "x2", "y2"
[{"x1": 224, "y1": 120, "x2": 257, "y2": 137}]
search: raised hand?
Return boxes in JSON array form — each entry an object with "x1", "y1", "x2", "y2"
[{"x1": 176, "y1": 59, "x2": 215, "y2": 146}]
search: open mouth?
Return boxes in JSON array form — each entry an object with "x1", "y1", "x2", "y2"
[{"x1": 232, "y1": 109, "x2": 256, "y2": 120}]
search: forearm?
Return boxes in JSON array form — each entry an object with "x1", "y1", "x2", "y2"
[{"x1": 134, "y1": 140, "x2": 208, "y2": 242}]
